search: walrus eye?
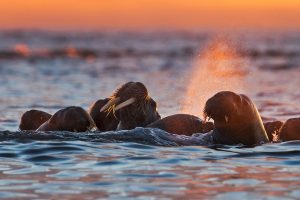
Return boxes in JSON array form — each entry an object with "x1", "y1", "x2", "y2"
[
  {"x1": 115, "y1": 97, "x2": 136, "y2": 111},
  {"x1": 100, "y1": 97, "x2": 121, "y2": 112}
]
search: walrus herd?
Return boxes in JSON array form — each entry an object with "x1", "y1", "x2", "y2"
[{"x1": 19, "y1": 81, "x2": 300, "y2": 145}]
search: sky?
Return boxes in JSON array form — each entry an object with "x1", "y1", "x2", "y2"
[{"x1": 1, "y1": 0, "x2": 300, "y2": 31}]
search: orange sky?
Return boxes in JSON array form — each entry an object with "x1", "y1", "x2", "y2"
[{"x1": 1, "y1": 0, "x2": 300, "y2": 31}]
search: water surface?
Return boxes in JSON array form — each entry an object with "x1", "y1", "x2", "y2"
[{"x1": 0, "y1": 31, "x2": 300, "y2": 199}]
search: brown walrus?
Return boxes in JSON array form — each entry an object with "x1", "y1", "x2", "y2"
[
  {"x1": 88, "y1": 98, "x2": 119, "y2": 131},
  {"x1": 203, "y1": 91, "x2": 269, "y2": 145},
  {"x1": 147, "y1": 114, "x2": 214, "y2": 136},
  {"x1": 100, "y1": 82, "x2": 161, "y2": 130},
  {"x1": 19, "y1": 110, "x2": 52, "y2": 131},
  {"x1": 279, "y1": 118, "x2": 300, "y2": 141},
  {"x1": 37, "y1": 106, "x2": 96, "y2": 132}
]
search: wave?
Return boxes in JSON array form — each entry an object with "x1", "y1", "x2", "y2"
[{"x1": 0, "y1": 127, "x2": 214, "y2": 146}]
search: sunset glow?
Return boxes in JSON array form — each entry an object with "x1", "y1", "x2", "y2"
[{"x1": 1, "y1": 0, "x2": 300, "y2": 30}]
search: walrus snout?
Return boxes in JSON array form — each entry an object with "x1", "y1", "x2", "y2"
[
  {"x1": 88, "y1": 98, "x2": 119, "y2": 131},
  {"x1": 204, "y1": 91, "x2": 241, "y2": 125}
]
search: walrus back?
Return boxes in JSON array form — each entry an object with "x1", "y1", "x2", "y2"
[{"x1": 147, "y1": 114, "x2": 212, "y2": 136}]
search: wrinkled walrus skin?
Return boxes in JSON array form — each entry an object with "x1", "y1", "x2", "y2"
[
  {"x1": 37, "y1": 106, "x2": 96, "y2": 132},
  {"x1": 88, "y1": 98, "x2": 119, "y2": 131},
  {"x1": 147, "y1": 114, "x2": 213, "y2": 136},
  {"x1": 19, "y1": 110, "x2": 52, "y2": 131},
  {"x1": 204, "y1": 91, "x2": 269, "y2": 145},
  {"x1": 100, "y1": 82, "x2": 161, "y2": 130},
  {"x1": 279, "y1": 118, "x2": 300, "y2": 141}
]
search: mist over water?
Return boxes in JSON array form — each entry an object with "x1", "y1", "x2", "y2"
[{"x1": 181, "y1": 38, "x2": 250, "y2": 116}]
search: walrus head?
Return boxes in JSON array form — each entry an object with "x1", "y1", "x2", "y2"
[
  {"x1": 100, "y1": 82, "x2": 161, "y2": 130},
  {"x1": 204, "y1": 91, "x2": 269, "y2": 145},
  {"x1": 37, "y1": 106, "x2": 97, "y2": 132},
  {"x1": 279, "y1": 118, "x2": 300, "y2": 141},
  {"x1": 19, "y1": 110, "x2": 52, "y2": 131}
]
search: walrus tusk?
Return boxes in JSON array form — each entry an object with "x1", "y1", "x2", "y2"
[
  {"x1": 225, "y1": 115, "x2": 229, "y2": 123},
  {"x1": 203, "y1": 113, "x2": 210, "y2": 123},
  {"x1": 100, "y1": 97, "x2": 120, "y2": 112},
  {"x1": 115, "y1": 97, "x2": 136, "y2": 111},
  {"x1": 88, "y1": 115, "x2": 98, "y2": 132},
  {"x1": 89, "y1": 126, "x2": 98, "y2": 132}
]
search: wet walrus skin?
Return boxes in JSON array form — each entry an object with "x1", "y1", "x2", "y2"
[
  {"x1": 88, "y1": 98, "x2": 119, "y2": 131},
  {"x1": 204, "y1": 91, "x2": 269, "y2": 145},
  {"x1": 19, "y1": 110, "x2": 52, "y2": 130},
  {"x1": 100, "y1": 82, "x2": 161, "y2": 130},
  {"x1": 279, "y1": 118, "x2": 300, "y2": 141},
  {"x1": 147, "y1": 114, "x2": 214, "y2": 136},
  {"x1": 37, "y1": 106, "x2": 96, "y2": 132}
]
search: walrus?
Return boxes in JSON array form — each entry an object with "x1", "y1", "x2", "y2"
[
  {"x1": 147, "y1": 114, "x2": 214, "y2": 136},
  {"x1": 263, "y1": 120, "x2": 284, "y2": 142},
  {"x1": 19, "y1": 110, "x2": 52, "y2": 130},
  {"x1": 100, "y1": 82, "x2": 161, "y2": 130},
  {"x1": 36, "y1": 106, "x2": 97, "y2": 132},
  {"x1": 88, "y1": 98, "x2": 119, "y2": 131},
  {"x1": 279, "y1": 118, "x2": 300, "y2": 141},
  {"x1": 203, "y1": 91, "x2": 269, "y2": 145}
]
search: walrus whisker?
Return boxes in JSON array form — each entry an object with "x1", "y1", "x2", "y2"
[
  {"x1": 105, "y1": 106, "x2": 114, "y2": 117},
  {"x1": 115, "y1": 97, "x2": 136, "y2": 111},
  {"x1": 104, "y1": 105, "x2": 119, "y2": 121},
  {"x1": 100, "y1": 97, "x2": 120, "y2": 112},
  {"x1": 111, "y1": 106, "x2": 120, "y2": 120}
]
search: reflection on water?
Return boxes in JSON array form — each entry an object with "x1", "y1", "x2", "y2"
[
  {"x1": 0, "y1": 140, "x2": 299, "y2": 199},
  {"x1": 0, "y1": 31, "x2": 300, "y2": 199}
]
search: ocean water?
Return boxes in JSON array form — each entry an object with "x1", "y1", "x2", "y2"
[{"x1": 0, "y1": 30, "x2": 300, "y2": 199}]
